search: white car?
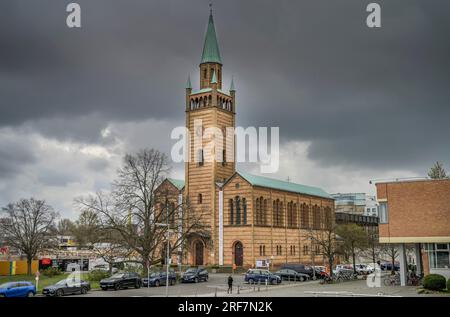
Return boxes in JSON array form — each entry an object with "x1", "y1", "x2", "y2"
[{"x1": 92, "y1": 264, "x2": 118, "y2": 274}]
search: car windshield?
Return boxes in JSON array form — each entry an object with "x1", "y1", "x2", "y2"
[
  {"x1": 0, "y1": 282, "x2": 15, "y2": 288},
  {"x1": 111, "y1": 273, "x2": 124, "y2": 278},
  {"x1": 56, "y1": 280, "x2": 68, "y2": 285},
  {"x1": 150, "y1": 273, "x2": 159, "y2": 277},
  {"x1": 185, "y1": 269, "x2": 196, "y2": 273}
]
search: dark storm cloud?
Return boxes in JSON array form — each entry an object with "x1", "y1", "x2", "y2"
[{"x1": 1, "y1": 0, "x2": 449, "y2": 174}]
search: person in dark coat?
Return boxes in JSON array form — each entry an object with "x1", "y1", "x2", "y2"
[{"x1": 227, "y1": 275, "x2": 233, "y2": 294}]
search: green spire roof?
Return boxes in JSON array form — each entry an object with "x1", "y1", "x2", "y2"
[
  {"x1": 230, "y1": 76, "x2": 235, "y2": 91},
  {"x1": 201, "y1": 12, "x2": 222, "y2": 64},
  {"x1": 211, "y1": 70, "x2": 217, "y2": 84},
  {"x1": 186, "y1": 75, "x2": 192, "y2": 89}
]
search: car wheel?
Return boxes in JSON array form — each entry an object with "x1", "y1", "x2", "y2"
[
  {"x1": 299, "y1": 276, "x2": 305, "y2": 282},
  {"x1": 248, "y1": 278, "x2": 254, "y2": 284},
  {"x1": 101, "y1": 287, "x2": 107, "y2": 291},
  {"x1": 80, "y1": 287, "x2": 88, "y2": 295},
  {"x1": 114, "y1": 283, "x2": 120, "y2": 291},
  {"x1": 56, "y1": 289, "x2": 64, "y2": 297},
  {"x1": 27, "y1": 291, "x2": 34, "y2": 297},
  {"x1": 135, "y1": 281, "x2": 141, "y2": 289},
  {"x1": 270, "y1": 279, "x2": 276, "y2": 285},
  {"x1": 170, "y1": 279, "x2": 175, "y2": 286},
  {"x1": 194, "y1": 277, "x2": 199, "y2": 283},
  {"x1": 204, "y1": 276, "x2": 208, "y2": 282},
  {"x1": 155, "y1": 280, "x2": 160, "y2": 287}
]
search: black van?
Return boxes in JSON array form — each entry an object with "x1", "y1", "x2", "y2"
[{"x1": 280, "y1": 263, "x2": 314, "y2": 277}]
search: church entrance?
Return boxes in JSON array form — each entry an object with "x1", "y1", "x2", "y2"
[
  {"x1": 194, "y1": 241, "x2": 204, "y2": 266},
  {"x1": 234, "y1": 241, "x2": 244, "y2": 267}
]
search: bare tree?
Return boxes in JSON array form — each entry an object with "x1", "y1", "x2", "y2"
[
  {"x1": 380, "y1": 244, "x2": 399, "y2": 275},
  {"x1": 56, "y1": 218, "x2": 75, "y2": 236},
  {"x1": 71, "y1": 209, "x2": 101, "y2": 248},
  {"x1": 0, "y1": 198, "x2": 58, "y2": 275},
  {"x1": 306, "y1": 217, "x2": 338, "y2": 277},
  {"x1": 336, "y1": 223, "x2": 368, "y2": 275},
  {"x1": 75, "y1": 149, "x2": 205, "y2": 274}
]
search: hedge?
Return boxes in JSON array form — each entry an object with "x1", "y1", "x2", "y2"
[{"x1": 423, "y1": 274, "x2": 446, "y2": 291}]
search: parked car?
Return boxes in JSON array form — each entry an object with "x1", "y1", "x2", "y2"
[
  {"x1": 244, "y1": 269, "x2": 281, "y2": 285},
  {"x1": 42, "y1": 279, "x2": 91, "y2": 297},
  {"x1": 142, "y1": 271, "x2": 177, "y2": 287},
  {"x1": 274, "y1": 269, "x2": 310, "y2": 281},
  {"x1": 181, "y1": 268, "x2": 209, "y2": 283},
  {"x1": 335, "y1": 264, "x2": 354, "y2": 274},
  {"x1": 280, "y1": 263, "x2": 314, "y2": 277},
  {"x1": 92, "y1": 264, "x2": 118, "y2": 274},
  {"x1": 100, "y1": 272, "x2": 142, "y2": 290},
  {"x1": 0, "y1": 281, "x2": 36, "y2": 297},
  {"x1": 354, "y1": 264, "x2": 374, "y2": 275},
  {"x1": 380, "y1": 262, "x2": 400, "y2": 271}
]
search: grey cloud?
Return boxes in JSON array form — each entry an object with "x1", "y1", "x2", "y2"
[{"x1": 0, "y1": 0, "x2": 450, "y2": 211}]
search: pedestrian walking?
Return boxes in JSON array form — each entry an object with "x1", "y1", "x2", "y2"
[{"x1": 227, "y1": 275, "x2": 233, "y2": 294}]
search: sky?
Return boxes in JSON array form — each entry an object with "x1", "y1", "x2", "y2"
[{"x1": 1, "y1": 0, "x2": 449, "y2": 219}]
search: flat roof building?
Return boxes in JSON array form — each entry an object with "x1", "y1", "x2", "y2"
[{"x1": 375, "y1": 178, "x2": 450, "y2": 282}]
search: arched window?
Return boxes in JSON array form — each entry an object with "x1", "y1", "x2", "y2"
[
  {"x1": 229, "y1": 199, "x2": 234, "y2": 225},
  {"x1": 204, "y1": 68, "x2": 207, "y2": 79},
  {"x1": 198, "y1": 194, "x2": 202, "y2": 204},
  {"x1": 235, "y1": 196, "x2": 241, "y2": 225},
  {"x1": 169, "y1": 202, "x2": 176, "y2": 226},
  {"x1": 324, "y1": 207, "x2": 332, "y2": 228},
  {"x1": 273, "y1": 199, "x2": 284, "y2": 227},
  {"x1": 313, "y1": 205, "x2": 321, "y2": 230},
  {"x1": 242, "y1": 198, "x2": 247, "y2": 224},
  {"x1": 198, "y1": 149, "x2": 204, "y2": 166},
  {"x1": 255, "y1": 198, "x2": 260, "y2": 224},
  {"x1": 301, "y1": 203, "x2": 309, "y2": 229},
  {"x1": 287, "y1": 201, "x2": 297, "y2": 228},
  {"x1": 263, "y1": 199, "x2": 267, "y2": 225}
]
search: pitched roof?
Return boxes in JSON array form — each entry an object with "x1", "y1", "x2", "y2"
[
  {"x1": 186, "y1": 75, "x2": 192, "y2": 89},
  {"x1": 236, "y1": 171, "x2": 331, "y2": 199},
  {"x1": 201, "y1": 12, "x2": 222, "y2": 64},
  {"x1": 211, "y1": 70, "x2": 217, "y2": 84},
  {"x1": 167, "y1": 178, "x2": 185, "y2": 190}
]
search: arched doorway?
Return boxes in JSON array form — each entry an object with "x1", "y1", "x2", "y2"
[
  {"x1": 234, "y1": 241, "x2": 244, "y2": 267},
  {"x1": 194, "y1": 241, "x2": 204, "y2": 266}
]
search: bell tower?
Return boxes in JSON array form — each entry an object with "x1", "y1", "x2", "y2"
[{"x1": 184, "y1": 7, "x2": 236, "y2": 265}]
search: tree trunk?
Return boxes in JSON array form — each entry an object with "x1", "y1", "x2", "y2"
[
  {"x1": 27, "y1": 257, "x2": 33, "y2": 276},
  {"x1": 329, "y1": 256, "x2": 334, "y2": 277},
  {"x1": 391, "y1": 254, "x2": 395, "y2": 275},
  {"x1": 352, "y1": 248, "x2": 357, "y2": 276}
]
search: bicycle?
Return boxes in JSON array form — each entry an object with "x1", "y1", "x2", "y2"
[{"x1": 383, "y1": 273, "x2": 400, "y2": 286}]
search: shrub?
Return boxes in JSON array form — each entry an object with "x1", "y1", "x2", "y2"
[
  {"x1": 42, "y1": 267, "x2": 62, "y2": 277},
  {"x1": 88, "y1": 269, "x2": 110, "y2": 282},
  {"x1": 423, "y1": 274, "x2": 446, "y2": 291}
]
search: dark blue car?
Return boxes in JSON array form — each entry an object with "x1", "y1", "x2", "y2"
[
  {"x1": 0, "y1": 281, "x2": 36, "y2": 297},
  {"x1": 142, "y1": 271, "x2": 177, "y2": 287},
  {"x1": 244, "y1": 269, "x2": 281, "y2": 285}
]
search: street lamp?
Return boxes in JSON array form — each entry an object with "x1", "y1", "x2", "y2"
[{"x1": 155, "y1": 200, "x2": 172, "y2": 297}]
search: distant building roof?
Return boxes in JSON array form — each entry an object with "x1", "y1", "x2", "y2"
[{"x1": 237, "y1": 171, "x2": 331, "y2": 199}]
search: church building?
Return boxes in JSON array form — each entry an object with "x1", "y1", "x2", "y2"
[{"x1": 157, "y1": 9, "x2": 334, "y2": 269}]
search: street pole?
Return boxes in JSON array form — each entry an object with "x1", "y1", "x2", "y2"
[{"x1": 165, "y1": 200, "x2": 170, "y2": 297}]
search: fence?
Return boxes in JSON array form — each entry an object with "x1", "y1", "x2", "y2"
[{"x1": 0, "y1": 260, "x2": 39, "y2": 276}]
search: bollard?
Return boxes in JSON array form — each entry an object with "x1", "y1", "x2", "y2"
[
  {"x1": 265, "y1": 279, "x2": 268, "y2": 291},
  {"x1": 258, "y1": 281, "x2": 260, "y2": 292},
  {"x1": 215, "y1": 287, "x2": 217, "y2": 297},
  {"x1": 237, "y1": 285, "x2": 240, "y2": 294}
]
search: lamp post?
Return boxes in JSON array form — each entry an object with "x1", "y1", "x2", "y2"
[{"x1": 155, "y1": 199, "x2": 171, "y2": 297}]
